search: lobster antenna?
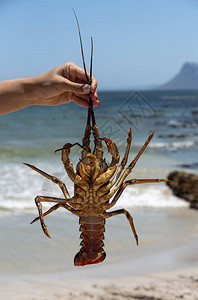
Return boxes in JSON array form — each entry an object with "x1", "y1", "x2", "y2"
[
  {"x1": 73, "y1": 9, "x2": 89, "y2": 83},
  {"x1": 89, "y1": 37, "x2": 96, "y2": 126},
  {"x1": 90, "y1": 37, "x2": 93, "y2": 85},
  {"x1": 73, "y1": 10, "x2": 95, "y2": 126}
]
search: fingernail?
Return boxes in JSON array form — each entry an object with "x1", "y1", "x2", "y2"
[
  {"x1": 92, "y1": 85, "x2": 97, "y2": 92},
  {"x1": 97, "y1": 100, "x2": 100, "y2": 106},
  {"x1": 82, "y1": 84, "x2": 90, "y2": 92}
]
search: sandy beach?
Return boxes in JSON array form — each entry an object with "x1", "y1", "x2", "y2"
[
  {"x1": 0, "y1": 267, "x2": 198, "y2": 300},
  {"x1": 0, "y1": 206, "x2": 198, "y2": 300}
]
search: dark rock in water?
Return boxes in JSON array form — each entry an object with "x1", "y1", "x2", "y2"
[
  {"x1": 158, "y1": 133, "x2": 191, "y2": 139},
  {"x1": 179, "y1": 162, "x2": 198, "y2": 170},
  {"x1": 167, "y1": 171, "x2": 198, "y2": 209},
  {"x1": 155, "y1": 119, "x2": 198, "y2": 129},
  {"x1": 159, "y1": 133, "x2": 198, "y2": 139}
]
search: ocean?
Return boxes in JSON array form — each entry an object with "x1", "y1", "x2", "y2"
[{"x1": 0, "y1": 90, "x2": 198, "y2": 276}]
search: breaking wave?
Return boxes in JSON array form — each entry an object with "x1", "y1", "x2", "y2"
[{"x1": 0, "y1": 162, "x2": 187, "y2": 212}]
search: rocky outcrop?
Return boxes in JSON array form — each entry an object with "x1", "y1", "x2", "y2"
[
  {"x1": 167, "y1": 171, "x2": 198, "y2": 209},
  {"x1": 159, "y1": 62, "x2": 198, "y2": 90}
]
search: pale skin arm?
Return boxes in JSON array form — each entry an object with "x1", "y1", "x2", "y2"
[{"x1": 0, "y1": 62, "x2": 99, "y2": 116}]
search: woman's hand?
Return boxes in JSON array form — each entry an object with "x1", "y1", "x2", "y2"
[
  {"x1": 0, "y1": 62, "x2": 99, "y2": 115},
  {"x1": 32, "y1": 62, "x2": 99, "y2": 107}
]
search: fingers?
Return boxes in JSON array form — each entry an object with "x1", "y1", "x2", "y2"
[
  {"x1": 42, "y1": 88, "x2": 100, "y2": 107},
  {"x1": 56, "y1": 76, "x2": 100, "y2": 106},
  {"x1": 72, "y1": 96, "x2": 88, "y2": 107},
  {"x1": 49, "y1": 62, "x2": 100, "y2": 107},
  {"x1": 57, "y1": 78, "x2": 90, "y2": 94},
  {"x1": 70, "y1": 62, "x2": 98, "y2": 92},
  {"x1": 58, "y1": 77, "x2": 99, "y2": 100},
  {"x1": 90, "y1": 77, "x2": 97, "y2": 93},
  {"x1": 72, "y1": 93, "x2": 100, "y2": 107},
  {"x1": 57, "y1": 62, "x2": 98, "y2": 95}
]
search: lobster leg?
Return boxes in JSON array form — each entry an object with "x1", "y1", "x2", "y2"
[
  {"x1": 109, "y1": 128, "x2": 132, "y2": 184},
  {"x1": 31, "y1": 203, "x2": 62, "y2": 224},
  {"x1": 93, "y1": 137, "x2": 120, "y2": 190},
  {"x1": 24, "y1": 163, "x2": 70, "y2": 199},
  {"x1": 101, "y1": 178, "x2": 168, "y2": 207},
  {"x1": 97, "y1": 129, "x2": 132, "y2": 194},
  {"x1": 31, "y1": 201, "x2": 82, "y2": 224},
  {"x1": 101, "y1": 137, "x2": 120, "y2": 167},
  {"x1": 34, "y1": 196, "x2": 79, "y2": 238},
  {"x1": 100, "y1": 132, "x2": 155, "y2": 199},
  {"x1": 61, "y1": 144, "x2": 88, "y2": 189},
  {"x1": 104, "y1": 209, "x2": 138, "y2": 246},
  {"x1": 124, "y1": 132, "x2": 154, "y2": 175}
]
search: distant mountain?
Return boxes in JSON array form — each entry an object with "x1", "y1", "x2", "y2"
[{"x1": 158, "y1": 62, "x2": 198, "y2": 90}]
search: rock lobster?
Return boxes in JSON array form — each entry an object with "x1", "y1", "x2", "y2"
[{"x1": 24, "y1": 12, "x2": 167, "y2": 266}]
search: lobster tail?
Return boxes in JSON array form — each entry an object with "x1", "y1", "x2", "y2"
[{"x1": 74, "y1": 216, "x2": 106, "y2": 266}]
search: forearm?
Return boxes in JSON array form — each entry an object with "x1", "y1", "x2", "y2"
[
  {"x1": 0, "y1": 62, "x2": 99, "y2": 115},
  {"x1": 0, "y1": 78, "x2": 37, "y2": 115}
]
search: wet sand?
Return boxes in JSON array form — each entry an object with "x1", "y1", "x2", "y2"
[{"x1": 0, "y1": 207, "x2": 198, "y2": 299}]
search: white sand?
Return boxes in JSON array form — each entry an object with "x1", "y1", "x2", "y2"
[{"x1": 0, "y1": 267, "x2": 198, "y2": 300}]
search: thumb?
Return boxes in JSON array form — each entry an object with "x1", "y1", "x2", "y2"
[{"x1": 60, "y1": 78, "x2": 91, "y2": 94}]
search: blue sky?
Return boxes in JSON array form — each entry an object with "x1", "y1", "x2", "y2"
[{"x1": 0, "y1": 0, "x2": 198, "y2": 90}]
